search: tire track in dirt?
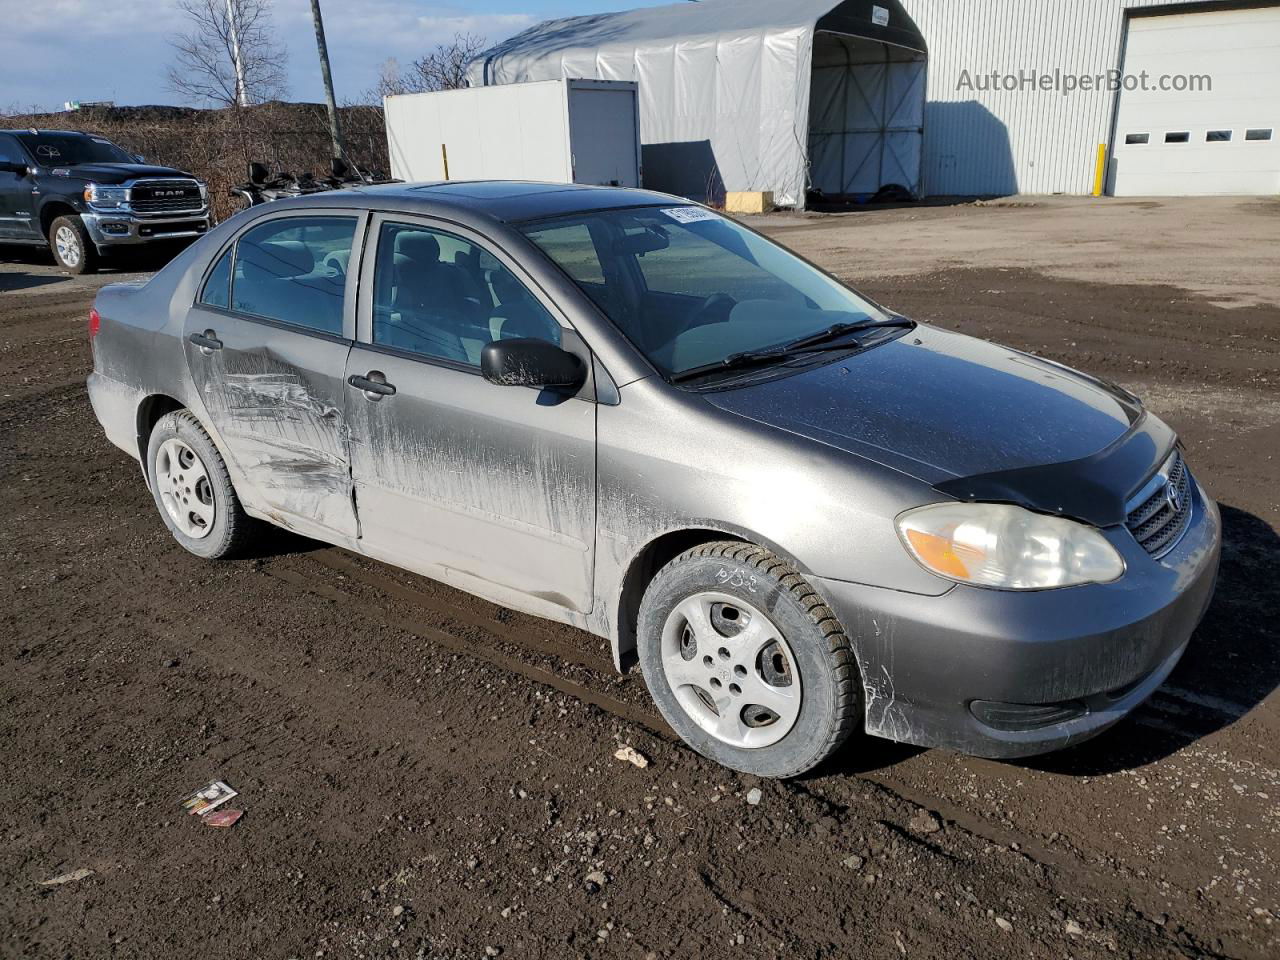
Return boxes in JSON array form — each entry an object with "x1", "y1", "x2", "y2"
[
  {"x1": 309, "y1": 550, "x2": 621, "y2": 677},
  {"x1": 265, "y1": 562, "x2": 669, "y2": 738}
]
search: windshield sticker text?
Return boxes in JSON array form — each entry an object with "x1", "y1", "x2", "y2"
[{"x1": 662, "y1": 207, "x2": 720, "y2": 225}]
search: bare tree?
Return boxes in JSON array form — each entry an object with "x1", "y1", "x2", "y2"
[
  {"x1": 166, "y1": 0, "x2": 288, "y2": 107},
  {"x1": 369, "y1": 33, "x2": 486, "y2": 100}
]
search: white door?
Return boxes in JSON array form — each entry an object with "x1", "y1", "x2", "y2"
[{"x1": 1110, "y1": 6, "x2": 1280, "y2": 196}]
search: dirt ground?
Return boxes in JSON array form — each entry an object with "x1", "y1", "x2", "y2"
[{"x1": 1, "y1": 197, "x2": 1277, "y2": 960}]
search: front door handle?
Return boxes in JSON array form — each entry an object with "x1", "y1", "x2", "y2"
[
  {"x1": 348, "y1": 371, "x2": 397, "y2": 401},
  {"x1": 189, "y1": 330, "x2": 223, "y2": 354}
]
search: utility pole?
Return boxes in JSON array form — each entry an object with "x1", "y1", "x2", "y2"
[
  {"x1": 308, "y1": 0, "x2": 345, "y2": 159},
  {"x1": 226, "y1": 0, "x2": 248, "y2": 106}
]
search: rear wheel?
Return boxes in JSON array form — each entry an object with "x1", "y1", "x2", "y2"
[
  {"x1": 638, "y1": 542, "x2": 859, "y2": 778},
  {"x1": 49, "y1": 215, "x2": 97, "y2": 275},
  {"x1": 145, "y1": 410, "x2": 259, "y2": 559}
]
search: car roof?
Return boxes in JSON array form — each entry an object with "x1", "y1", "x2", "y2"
[
  {"x1": 0, "y1": 129, "x2": 92, "y2": 136},
  {"x1": 287, "y1": 180, "x2": 694, "y2": 224}
]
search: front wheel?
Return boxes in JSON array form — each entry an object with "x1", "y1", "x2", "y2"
[
  {"x1": 49, "y1": 215, "x2": 98, "y2": 275},
  {"x1": 637, "y1": 542, "x2": 860, "y2": 778}
]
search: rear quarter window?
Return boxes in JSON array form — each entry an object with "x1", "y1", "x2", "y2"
[{"x1": 199, "y1": 246, "x2": 233, "y2": 309}]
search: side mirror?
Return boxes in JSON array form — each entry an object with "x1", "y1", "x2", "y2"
[
  {"x1": 0, "y1": 160, "x2": 29, "y2": 175},
  {"x1": 481, "y1": 338, "x2": 585, "y2": 390},
  {"x1": 330, "y1": 156, "x2": 350, "y2": 180},
  {"x1": 248, "y1": 161, "x2": 269, "y2": 185},
  {"x1": 132, "y1": 153, "x2": 145, "y2": 163}
]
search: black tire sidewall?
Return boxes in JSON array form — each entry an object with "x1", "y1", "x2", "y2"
[
  {"x1": 49, "y1": 215, "x2": 96, "y2": 275},
  {"x1": 145, "y1": 411, "x2": 240, "y2": 559},
  {"x1": 638, "y1": 548, "x2": 854, "y2": 778}
]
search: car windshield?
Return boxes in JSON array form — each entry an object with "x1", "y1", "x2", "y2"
[
  {"x1": 15, "y1": 132, "x2": 133, "y2": 165},
  {"x1": 521, "y1": 206, "x2": 890, "y2": 379}
]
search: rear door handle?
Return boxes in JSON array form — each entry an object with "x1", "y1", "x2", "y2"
[
  {"x1": 348, "y1": 372, "x2": 397, "y2": 400},
  {"x1": 189, "y1": 330, "x2": 223, "y2": 354}
]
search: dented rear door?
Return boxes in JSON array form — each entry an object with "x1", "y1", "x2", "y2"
[
  {"x1": 182, "y1": 211, "x2": 364, "y2": 540},
  {"x1": 344, "y1": 214, "x2": 596, "y2": 614}
]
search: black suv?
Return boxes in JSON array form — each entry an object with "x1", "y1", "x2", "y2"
[{"x1": 0, "y1": 129, "x2": 210, "y2": 274}]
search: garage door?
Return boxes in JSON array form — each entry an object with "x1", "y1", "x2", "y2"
[{"x1": 1110, "y1": 4, "x2": 1280, "y2": 196}]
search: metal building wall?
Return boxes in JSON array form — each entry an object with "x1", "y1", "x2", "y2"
[{"x1": 903, "y1": 0, "x2": 1199, "y2": 195}]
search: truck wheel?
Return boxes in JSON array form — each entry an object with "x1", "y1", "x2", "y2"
[
  {"x1": 637, "y1": 542, "x2": 859, "y2": 778},
  {"x1": 49, "y1": 215, "x2": 98, "y2": 275},
  {"x1": 145, "y1": 410, "x2": 259, "y2": 560}
]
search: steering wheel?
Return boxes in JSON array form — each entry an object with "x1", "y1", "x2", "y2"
[{"x1": 688, "y1": 293, "x2": 737, "y2": 328}]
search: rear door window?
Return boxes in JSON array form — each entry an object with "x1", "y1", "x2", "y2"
[{"x1": 230, "y1": 216, "x2": 356, "y2": 335}]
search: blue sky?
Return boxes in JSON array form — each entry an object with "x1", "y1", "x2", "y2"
[{"x1": 0, "y1": 0, "x2": 674, "y2": 112}]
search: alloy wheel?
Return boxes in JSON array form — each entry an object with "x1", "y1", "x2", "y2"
[{"x1": 54, "y1": 225, "x2": 81, "y2": 267}]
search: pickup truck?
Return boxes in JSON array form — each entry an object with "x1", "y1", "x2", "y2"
[{"x1": 0, "y1": 129, "x2": 210, "y2": 274}]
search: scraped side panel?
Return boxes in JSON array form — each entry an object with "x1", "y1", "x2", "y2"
[{"x1": 182, "y1": 308, "x2": 358, "y2": 539}]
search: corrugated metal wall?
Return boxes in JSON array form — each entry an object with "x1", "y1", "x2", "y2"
[{"x1": 903, "y1": 0, "x2": 1205, "y2": 195}]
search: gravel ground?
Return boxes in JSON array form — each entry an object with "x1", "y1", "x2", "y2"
[{"x1": 1, "y1": 197, "x2": 1277, "y2": 959}]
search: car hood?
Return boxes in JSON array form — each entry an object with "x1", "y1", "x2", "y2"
[
  {"x1": 50, "y1": 163, "x2": 192, "y2": 183},
  {"x1": 704, "y1": 325, "x2": 1158, "y2": 512}
]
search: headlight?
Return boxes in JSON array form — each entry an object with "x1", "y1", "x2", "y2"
[
  {"x1": 896, "y1": 502, "x2": 1124, "y2": 590},
  {"x1": 197, "y1": 181, "x2": 208, "y2": 201},
  {"x1": 84, "y1": 184, "x2": 130, "y2": 209}
]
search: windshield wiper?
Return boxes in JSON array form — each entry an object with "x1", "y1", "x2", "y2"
[
  {"x1": 754, "y1": 316, "x2": 916, "y2": 356},
  {"x1": 670, "y1": 316, "x2": 915, "y2": 384}
]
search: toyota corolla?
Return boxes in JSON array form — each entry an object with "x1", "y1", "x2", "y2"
[{"x1": 86, "y1": 182, "x2": 1221, "y2": 777}]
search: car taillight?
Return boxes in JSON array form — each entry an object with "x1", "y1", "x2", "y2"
[{"x1": 88, "y1": 307, "x2": 101, "y2": 339}]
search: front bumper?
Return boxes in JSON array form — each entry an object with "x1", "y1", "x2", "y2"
[
  {"x1": 82, "y1": 210, "x2": 210, "y2": 249},
  {"x1": 814, "y1": 475, "x2": 1221, "y2": 758}
]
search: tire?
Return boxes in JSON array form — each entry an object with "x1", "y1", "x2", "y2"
[
  {"x1": 145, "y1": 410, "x2": 259, "y2": 560},
  {"x1": 49, "y1": 215, "x2": 98, "y2": 275},
  {"x1": 637, "y1": 541, "x2": 859, "y2": 779}
]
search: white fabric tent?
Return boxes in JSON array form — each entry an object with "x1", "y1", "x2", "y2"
[{"x1": 467, "y1": 0, "x2": 928, "y2": 209}]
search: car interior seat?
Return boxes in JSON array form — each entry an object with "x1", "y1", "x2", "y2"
[{"x1": 374, "y1": 232, "x2": 468, "y2": 362}]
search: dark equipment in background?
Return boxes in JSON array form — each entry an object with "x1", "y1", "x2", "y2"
[{"x1": 229, "y1": 157, "x2": 397, "y2": 209}]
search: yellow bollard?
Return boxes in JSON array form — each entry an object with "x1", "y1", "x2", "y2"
[{"x1": 1093, "y1": 143, "x2": 1107, "y2": 197}]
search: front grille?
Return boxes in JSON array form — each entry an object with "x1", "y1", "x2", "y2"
[
  {"x1": 131, "y1": 179, "x2": 204, "y2": 216},
  {"x1": 1126, "y1": 453, "x2": 1193, "y2": 557}
]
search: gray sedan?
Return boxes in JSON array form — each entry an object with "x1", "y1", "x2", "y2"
[{"x1": 86, "y1": 182, "x2": 1221, "y2": 777}]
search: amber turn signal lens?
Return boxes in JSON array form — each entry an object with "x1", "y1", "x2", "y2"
[{"x1": 904, "y1": 528, "x2": 976, "y2": 580}]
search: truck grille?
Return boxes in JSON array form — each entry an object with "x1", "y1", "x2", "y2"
[
  {"x1": 131, "y1": 179, "x2": 204, "y2": 216},
  {"x1": 1125, "y1": 452, "x2": 1192, "y2": 558}
]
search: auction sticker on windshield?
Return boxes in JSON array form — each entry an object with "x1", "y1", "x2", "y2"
[{"x1": 662, "y1": 207, "x2": 721, "y2": 224}]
